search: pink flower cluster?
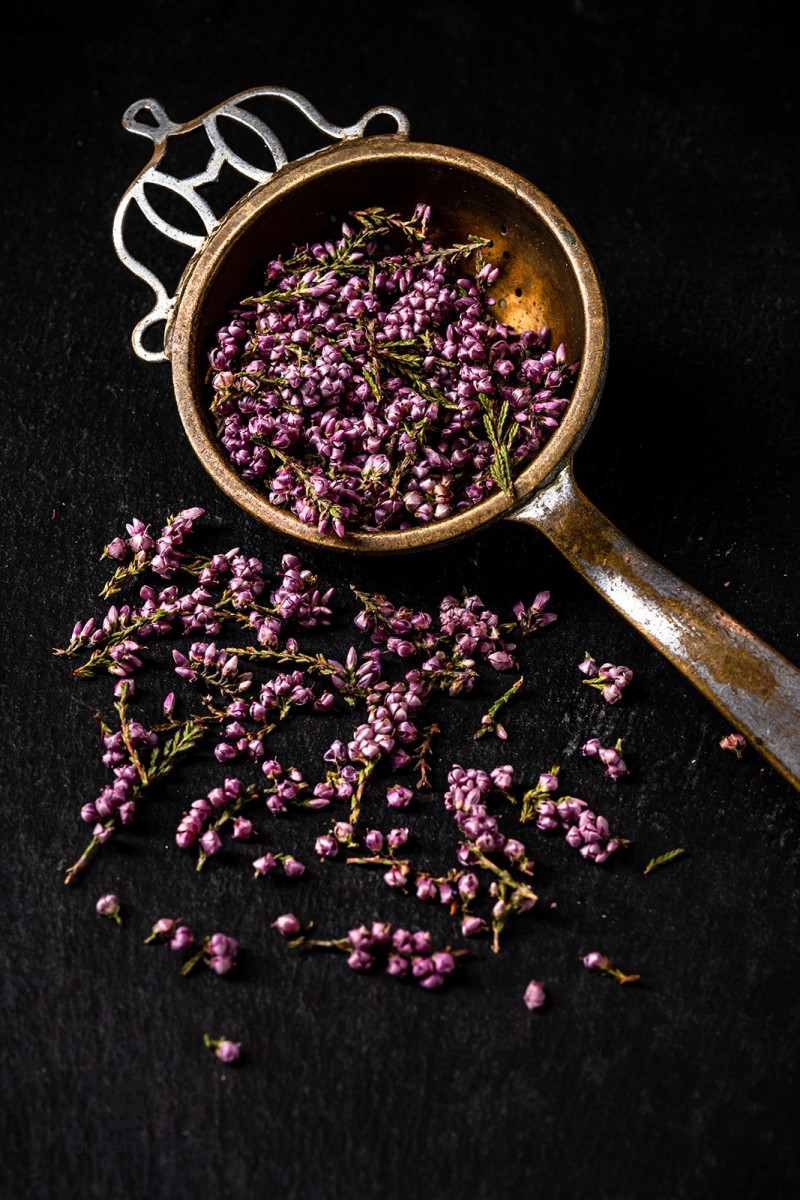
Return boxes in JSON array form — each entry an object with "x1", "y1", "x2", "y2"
[{"x1": 207, "y1": 207, "x2": 578, "y2": 536}]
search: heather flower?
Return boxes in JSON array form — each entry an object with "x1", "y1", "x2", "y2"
[
  {"x1": 272, "y1": 913, "x2": 301, "y2": 936},
  {"x1": 580, "y1": 654, "x2": 634, "y2": 703},
  {"x1": 253, "y1": 853, "x2": 277, "y2": 876},
  {"x1": 364, "y1": 829, "x2": 384, "y2": 852},
  {"x1": 96, "y1": 893, "x2": 121, "y2": 925},
  {"x1": 170, "y1": 926, "x2": 194, "y2": 951},
  {"x1": 282, "y1": 857, "x2": 306, "y2": 878},
  {"x1": 581, "y1": 737, "x2": 629, "y2": 779},
  {"x1": 315, "y1": 835, "x2": 339, "y2": 859},
  {"x1": 386, "y1": 785, "x2": 413, "y2": 809},
  {"x1": 720, "y1": 732, "x2": 746, "y2": 758},
  {"x1": 523, "y1": 980, "x2": 546, "y2": 1010},
  {"x1": 204, "y1": 1035, "x2": 241, "y2": 1064}
]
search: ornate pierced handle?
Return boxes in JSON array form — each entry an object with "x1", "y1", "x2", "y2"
[{"x1": 113, "y1": 87, "x2": 410, "y2": 362}]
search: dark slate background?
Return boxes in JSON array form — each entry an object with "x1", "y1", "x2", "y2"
[{"x1": 2, "y1": 3, "x2": 799, "y2": 1198}]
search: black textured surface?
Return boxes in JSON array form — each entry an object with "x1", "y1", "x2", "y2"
[{"x1": 2, "y1": 4, "x2": 799, "y2": 1198}]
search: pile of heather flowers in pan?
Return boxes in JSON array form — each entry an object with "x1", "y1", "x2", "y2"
[
  {"x1": 207, "y1": 204, "x2": 579, "y2": 536},
  {"x1": 57, "y1": 505, "x2": 696, "y2": 1058}
]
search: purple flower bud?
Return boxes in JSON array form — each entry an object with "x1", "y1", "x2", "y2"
[
  {"x1": 583, "y1": 951, "x2": 607, "y2": 972},
  {"x1": 347, "y1": 949, "x2": 374, "y2": 971},
  {"x1": 461, "y1": 915, "x2": 485, "y2": 936},
  {"x1": 383, "y1": 866, "x2": 407, "y2": 888},
  {"x1": 200, "y1": 830, "x2": 222, "y2": 856},
  {"x1": 315, "y1": 835, "x2": 338, "y2": 859},
  {"x1": 170, "y1": 926, "x2": 194, "y2": 951},
  {"x1": 272, "y1": 913, "x2": 301, "y2": 936},
  {"x1": 208, "y1": 933, "x2": 237, "y2": 958},
  {"x1": 523, "y1": 980, "x2": 546, "y2": 1010},
  {"x1": 364, "y1": 829, "x2": 384, "y2": 852},
  {"x1": 253, "y1": 853, "x2": 277, "y2": 875},
  {"x1": 208, "y1": 955, "x2": 235, "y2": 976},
  {"x1": 418, "y1": 971, "x2": 445, "y2": 990},
  {"x1": 214, "y1": 1039, "x2": 241, "y2": 1064},
  {"x1": 283, "y1": 857, "x2": 306, "y2": 878},
  {"x1": 152, "y1": 918, "x2": 176, "y2": 939},
  {"x1": 490, "y1": 765, "x2": 514, "y2": 789},
  {"x1": 386, "y1": 785, "x2": 413, "y2": 809},
  {"x1": 95, "y1": 893, "x2": 120, "y2": 919},
  {"x1": 387, "y1": 827, "x2": 409, "y2": 848},
  {"x1": 458, "y1": 872, "x2": 479, "y2": 899},
  {"x1": 581, "y1": 738, "x2": 602, "y2": 758},
  {"x1": 386, "y1": 954, "x2": 410, "y2": 977},
  {"x1": 416, "y1": 877, "x2": 437, "y2": 900}
]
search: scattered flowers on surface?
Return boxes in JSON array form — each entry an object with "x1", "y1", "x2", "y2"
[{"x1": 55, "y1": 506, "x2": 659, "y2": 1031}]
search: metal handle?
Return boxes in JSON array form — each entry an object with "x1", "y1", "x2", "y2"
[
  {"x1": 511, "y1": 465, "x2": 800, "y2": 790},
  {"x1": 112, "y1": 87, "x2": 410, "y2": 363}
]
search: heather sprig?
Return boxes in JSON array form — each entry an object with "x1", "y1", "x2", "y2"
[
  {"x1": 145, "y1": 921, "x2": 239, "y2": 977},
  {"x1": 579, "y1": 654, "x2": 633, "y2": 704},
  {"x1": 582, "y1": 951, "x2": 640, "y2": 985},
  {"x1": 282, "y1": 919, "x2": 469, "y2": 990},
  {"x1": 474, "y1": 675, "x2": 523, "y2": 740}
]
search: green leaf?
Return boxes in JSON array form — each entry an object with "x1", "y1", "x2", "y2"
[{"x1": 644, "y1": 848, "x2": 686, "y2": 875}]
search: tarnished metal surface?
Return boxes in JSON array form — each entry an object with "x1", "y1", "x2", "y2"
[
  {"x1": 113, "y1": 88, "x2": 410, "y2": 361},
  {"x1": 115, "y1": 87, "x2": 800, "y2": 789},
  {"x1": 513, "y1": 468, "x2": 800, "y2": 790}
]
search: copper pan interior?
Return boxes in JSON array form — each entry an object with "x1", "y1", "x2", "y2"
[{"x1": 171, "y1": 139, "x2": 608, "y2": 553}]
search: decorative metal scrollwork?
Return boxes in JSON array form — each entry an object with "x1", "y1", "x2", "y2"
[{"x1": 113, "y1": 87, "x2": 410, "y2": 362}]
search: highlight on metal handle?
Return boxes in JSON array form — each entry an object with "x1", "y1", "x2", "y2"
[
  {"x1": 513, "y1": 465, "x2": 800, "y2": 791},
  {"x1": 112, "y1": 87, "x2": 411, "y2": 363}
]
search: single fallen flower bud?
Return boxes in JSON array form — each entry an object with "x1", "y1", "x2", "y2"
[
  {"x1": 582, "y1": 951, "x2": 640, "y2": 985},
  {"x1": 720, "y1": 732, "x2": 746, "y2": 758},
  {"x1": 315, "y1": 835, "x2": 339, "y2": 859},
  {"x1": 386, "y1": 785, "x2": 413, "y2": 809},
  {"x1": 170, "y1": 926, "x2": 194, "y2": 951},
  {"x1": 253, "y1": 853, "x2": 277, "y2": 876},
  {"x1": 203, "y1": 1034, "x2": 241, "y2": 1064},
  {"x1": 272, "y1": 913, "x2": 301, "y2": 937},
  {"x1": 523, "y1": 980, "x2": 546, "y2": 1010},
  {"x1": 96, "y1": 893, "x2": 122, "y2": 925}
]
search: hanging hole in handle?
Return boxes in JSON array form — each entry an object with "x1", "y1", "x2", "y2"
[
  {"x1": 123, "y1": 98, "x2": 178, "y2": 144},
  {"x1": 360, "y1": 111, "x2": 405, "y2": 137},
  {"x1": 515, "y1": 287, "x2": 523, "y2": 297},
  {"x1": 133, "y1": 314, "x2": 171, "y2": 363}
]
